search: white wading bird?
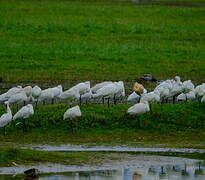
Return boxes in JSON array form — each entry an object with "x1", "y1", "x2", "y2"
[
  {"x1": 63, "y1": 105, "x2": 82, "y2": 133},
  {"x1": 0, "y1": 101, "x2": 12, "y2": 135},
  {"x1": 60, "y1": 82, "x2": 90, "y2": 105},
  {"x1": 50, "y1": 85, "x2": 63, "y2": 103},
  {"x1": 177, "y1": 91, "x2": 196, "y2": 102},
  {"x1": 71, "y1": 81, "x2": 90, "y2": 95},
  {"x1": 195, "y1": 83, "x2": 205, "y2": 101},
  {"x1": 127, "y1": 92, "x2": 141, "y2": 104},
  {"x1": 140, "y1": 91, "x2": 160, "y2": 112},
  {"x1": 63, "y1": 105, "x2": 82, "y2": 120},
  {"x1": 23, "y1": 86, "x2": 33, "y2": 97},
  {"x1": 127, "y1": 101, "x2": 150, "y2": 115},
  {"x1": 92, "y1": 81, "x2": 125, "y2": 105},
  {"x1": 70, "y1": 81, "x2": 91, "y2": 104},
  {"x1": 7, "y1": 91, "x2": 28, "y2": 109},
  {"x1": 169, "y1": 76, "x2": 183, "y2": 103},
  {"x1": 201, "y1": 94, "x2": 205, "y2": 102},
  {"x1": 92, "y1": 83, "x2": 118, "y2": 105},
  {"x1": 32, "y1": 85, "x2": 42, "y2": 99},
  {"x1": 38, "y1": 88, "x2": 54, "y2": 104},
  {"x1": 113, "y1": 81, "x2": 125, "y2": 103},
  {"x1": 154, "y1": 86, "x2": 170, "y2": 103},
  {"x1": 59, "y1": 88, "x2": 80, "y2": 102},
  {"x1": 13, "y1": 104, "x2": 34, "y2": 131},
  {"x1": 0, "y1": 86, "x2": 22, "y2": 102},
  {"x1": 81, "y1": 90, "x2": 93, "y2": 104},
  {"x1": 140, "y1": 91, "x2": 160, "y2": 104},
  {"x1": 182, "y1": 80, "x2": 195, "y2": 93},
  {"x1": 91, "y1": 81, "x2": 113, "y2": 93}
]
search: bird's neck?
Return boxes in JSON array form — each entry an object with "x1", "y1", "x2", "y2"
[{"x1": 7, "y1": 104, "x2": 11, "y2": 114}]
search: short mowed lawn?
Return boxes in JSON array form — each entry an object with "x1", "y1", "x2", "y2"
[{"x1": 0, "y1": 0, "x2": 204, "y2": 83}]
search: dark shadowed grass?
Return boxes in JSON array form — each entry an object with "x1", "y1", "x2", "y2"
[{"x1": 0, "y1": 0, "x2": 204, "y2": 83}]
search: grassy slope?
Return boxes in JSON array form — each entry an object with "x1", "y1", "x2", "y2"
[
  {"x1": 0, "y1": 102, "x2": 205, "y2": 148},
  {"x1": 0, "y1": 0, "x2": 204, "y2": 83}
]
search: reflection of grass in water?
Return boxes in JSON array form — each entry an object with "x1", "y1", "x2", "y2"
[{"x1": 0, "y1": 0, "x2": 204, "y2": 83}]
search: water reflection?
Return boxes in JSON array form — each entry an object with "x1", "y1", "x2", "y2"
[{"x1": 0, "y1": 162, "x2": 204, "y2": 180}]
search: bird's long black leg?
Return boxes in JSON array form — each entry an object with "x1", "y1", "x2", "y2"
[
  {"x1": 71, "y1": 119, "x2": 74, "y2": 134},
  {"x1": 3, "y1": 126, "x2": 6, "y2": 136},
  {"x1": 79, "y1": 95, "x2": 82, "y2": 106},
  {"x1": 173, "y1": 95, "x2": 176, "y2": 104},
  {"x1": 107, "y1": 97, "x2": 110, "y2": 108},
  {"x1": 22, "y1": 119, "x2": 26, "y2": 132},
  {"x1": 113, "y1": 95, "x2": 117, "y2": 105},
  {"x1": 150, "y1": 103, "x2": 152, "y2": 114},
  {"x1": 102, "y1": 96, "x2": 105, "y2": 104}
]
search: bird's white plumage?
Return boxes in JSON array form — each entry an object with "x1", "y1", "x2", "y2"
[
  {"x1": 13, "y1": 104, "x2": 34, "y2": 120},
  {"x1": 93, "y1": 83, "x2": 118, "y2": 99},
  {"x1": 114, "y1": 81, "x2": 125, "y2": 99},
  {"x1": 32, "y1": 85, "x2": 42, "y2": 98},
  {"x1": 91, "y1": 81, "x2": 112, "y2": 93},
  {"x1": 154, "y1": 86, "x2": 170, "y2": 100},
  {"x1": 177, "y1": 91, "x2": 196, "y2": 102},
  {"x1": 23, "y1": 86, "x2": 32, "y2": 97},
  {"x1": 0, "y1": 102, "x2": 12, "y2": 127},
  {"x1": 169, "y1": 76, "x2": 183, "y2": 97},
  {"x1": 59, "y1": 88, "x2": 80, "y2": 100},
  {"x1": 0, "y1": 86, "x2": 22, "y2": 102},
  {"x1": 81, "y1": 90, "x2": 93, "y2": 101},
  {"x1": 63, "y1": 105, "x2": 81, "y2": 120},
  {"x1": 195, "y1": 83, "x2": 205, "y2": 97},
  {"x1": 70, "y1": 81, "x2": 90, "y2": 95},
  {"x1": 127, "y1": 101, "x2": 150, "y2": 115},
  {"x1": 127, "y1": 92, "x2": 140, "y2": 104},
  {"x1": 140, "y1": 91, "x2": 160, "y2": 104},
  {"x1": 7, "y1": 91, "x2": 28, "y2": 104},
  {"x1": 50, "y1": 85, "x2": 63, "y2": 98},
  {"x1": 38, "y1": 88, "x2": 54, "y2": 102},
  {"x1": 183, "y1": 80, "x2": 195, "y2": 93},
  {"x1": 201, "y1": 94, "x2": 205, "y2": 102}
]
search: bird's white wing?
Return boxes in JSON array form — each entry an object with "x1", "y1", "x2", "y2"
[
  {"x1": 0, "y1": 113, "x2": 12, "y2": 127},
  {"x1": 13, "y1": 106, "x2": 29, "y2": 120}
]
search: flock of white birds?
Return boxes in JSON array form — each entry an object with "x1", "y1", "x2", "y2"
[{"x1": 0, "y1": 76, "x2": 205, "y2": 133}]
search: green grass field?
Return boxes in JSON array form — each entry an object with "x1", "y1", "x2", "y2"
[
  {"x1": 0, "y1": 102, "x2": 205, "y2": 148},
  {"x1": 0, "y1": 0, "x2": 204, "y2": 83},
  {"x1": 0, "y1": 0, "x2": 205, "y2": 169}
]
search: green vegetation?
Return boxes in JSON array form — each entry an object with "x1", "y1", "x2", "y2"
[
  {"x1": 0, "y1": 0, "x2": 204, "y2": 83},
  {"x1": 149, "y1": 0, "x2": 205, "y2": 6},
  {"x1": 0, "y1": 102, "x2": 205, "y2": 148},
  {"x1": 0, "y1": 148, "x2": 109, "y2": 167}
]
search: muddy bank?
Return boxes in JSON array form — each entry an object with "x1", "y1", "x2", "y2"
[
  {"x1": 0, "y1": 154, "x2": 202, "y2": 175},
  {"x1": 28, "y1": 144, "x2": 205, "y2": 153}
]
